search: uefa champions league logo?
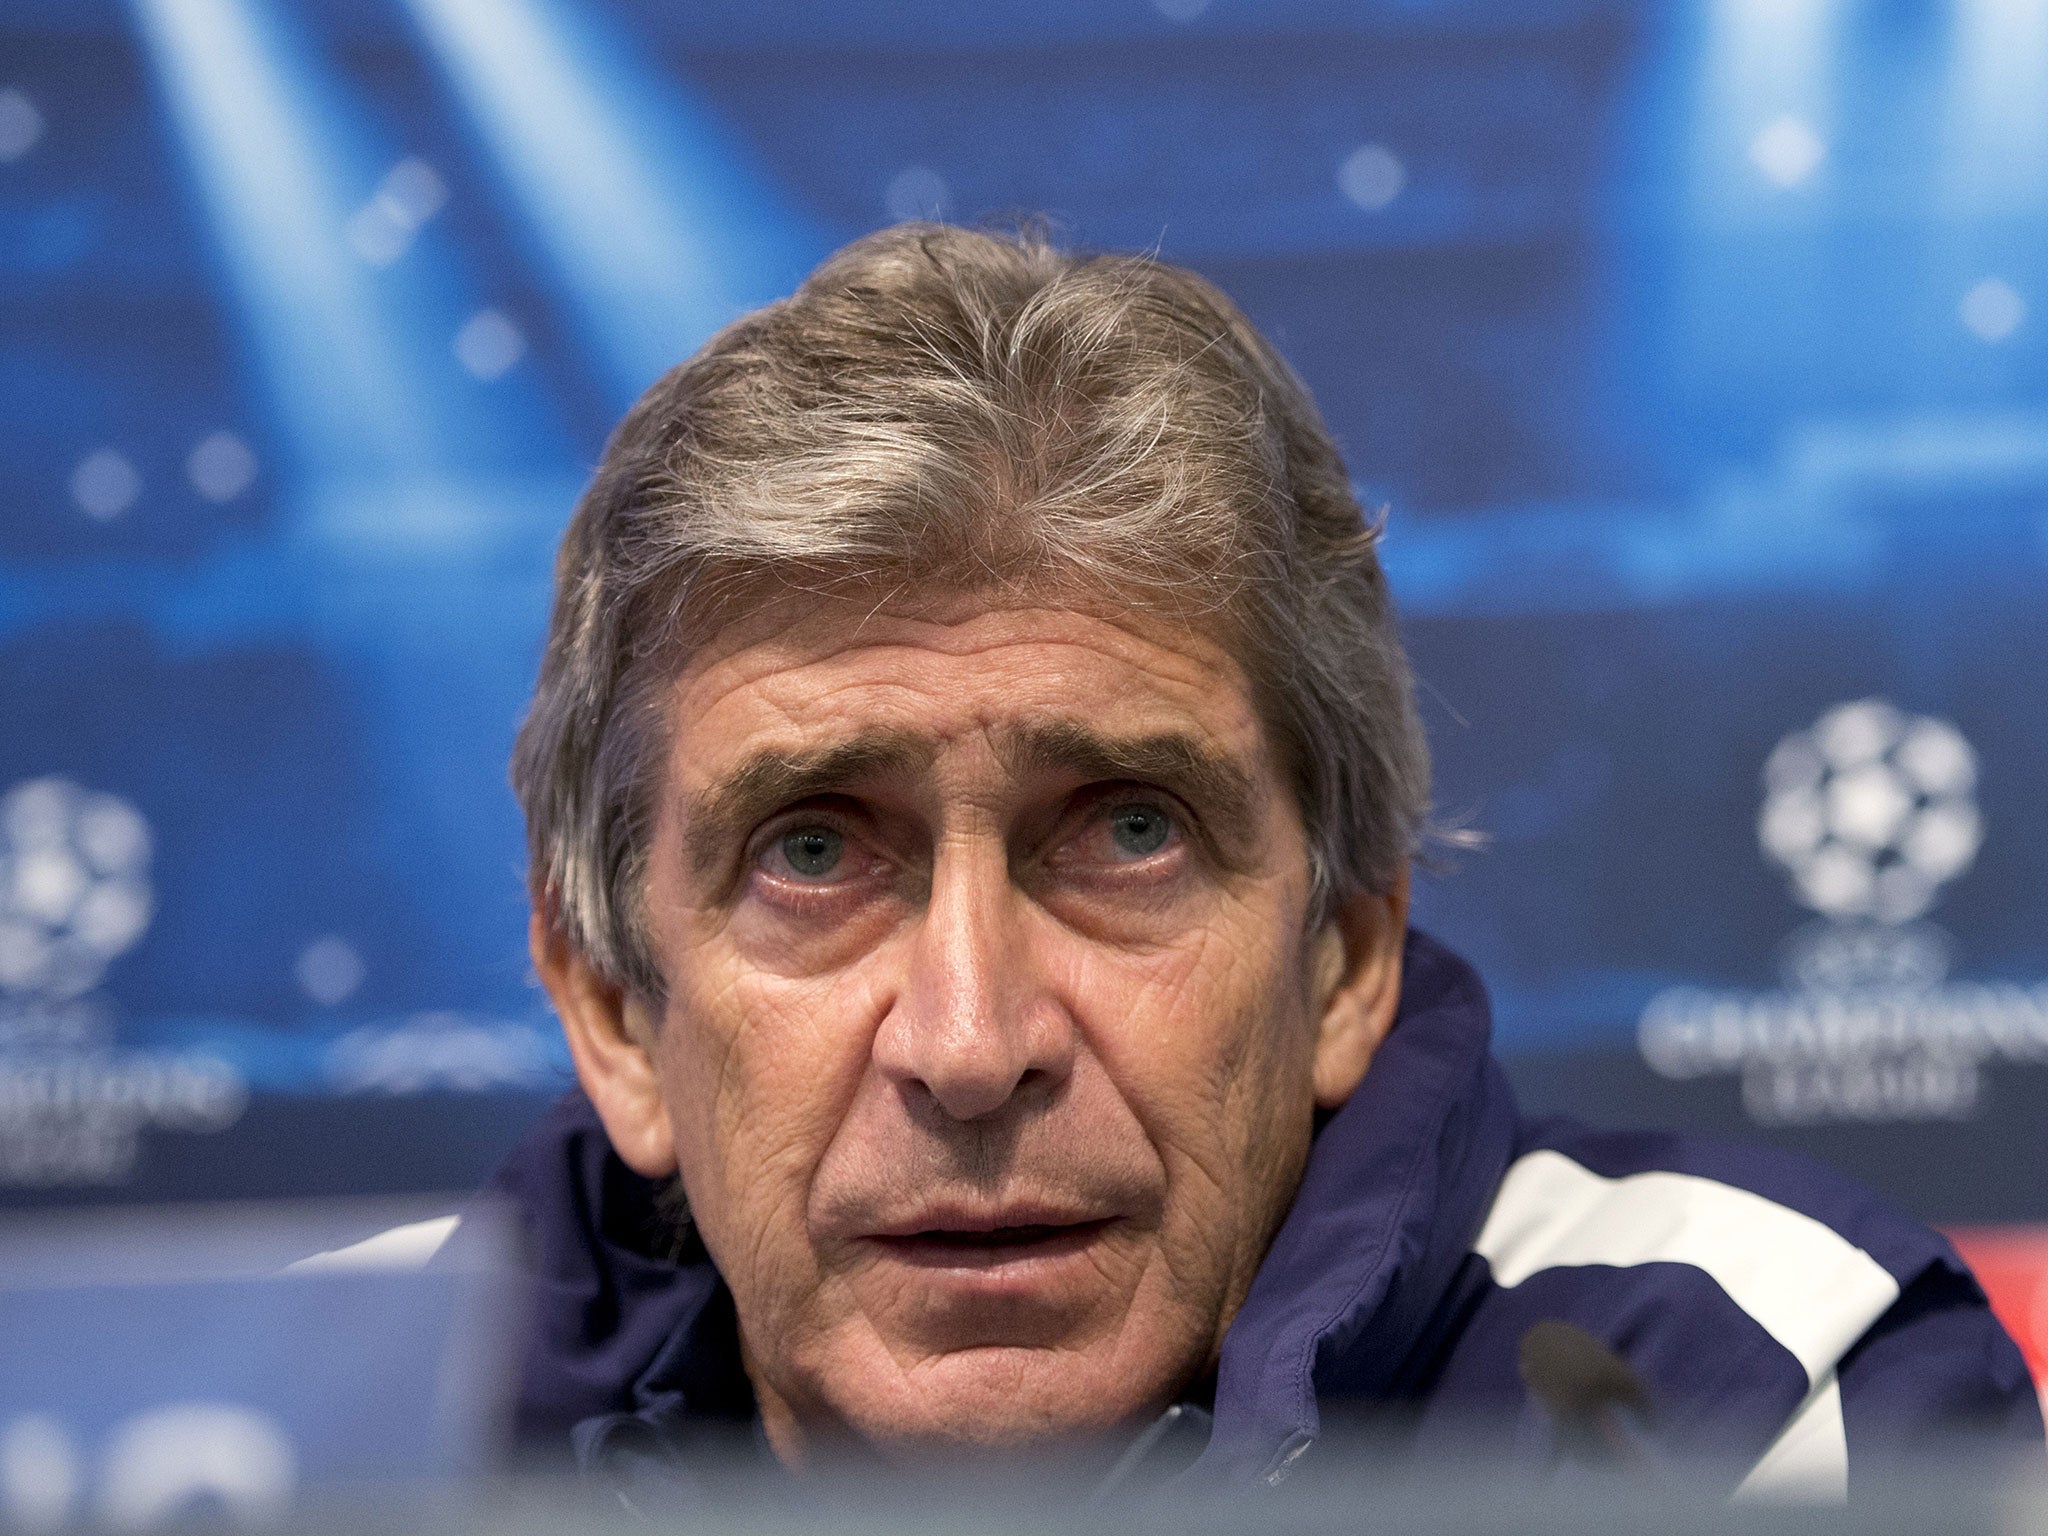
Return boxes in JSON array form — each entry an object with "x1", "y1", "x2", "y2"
[
  {"x1": 1758, "y1": 700, "x2": 1981, "y2": 929},
  {"x1": 0, "y1": 777, "x2": 154, "y2": 1003},
  {"x1": 0, "y1": 777, "x2": 245, "y2": 1186},
  {"x1": 1640, "y1": 701, "x2": 2048, "y2": 1125}
]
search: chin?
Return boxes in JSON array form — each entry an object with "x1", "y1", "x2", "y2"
[{"x1": 842, "y1": 1345, "x2": 1168, "y2": 1466}]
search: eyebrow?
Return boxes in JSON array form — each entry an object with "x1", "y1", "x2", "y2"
[
  {"x1": 680, "y1": 732, "x2": 933, "y2": 881},
  {"x1": 996, "y1": 718, "x2": 1264, "y2": 873},
  {"x1": 678, "y1": 719, "x2": 1267, "y2": 884}
]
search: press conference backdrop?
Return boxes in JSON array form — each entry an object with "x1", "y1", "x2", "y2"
[{"x1": 3, "y1": 0, "x2": 2045, "y2": 1295}]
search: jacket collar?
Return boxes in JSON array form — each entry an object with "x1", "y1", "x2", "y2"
[
  {"x1": 491, "y1": 930, "x2": 1515, "y2": 1483},
  {"x1": 1194, "y1": 929, "x2": 1518, "y2": 1483},
  {"x1": 480, "y1": 1090, "x2": 731, "y2": 1445}
]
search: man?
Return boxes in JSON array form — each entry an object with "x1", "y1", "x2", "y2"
[{"x1": 487, "y1": 223, "x2": 2039, "y2": 1500}]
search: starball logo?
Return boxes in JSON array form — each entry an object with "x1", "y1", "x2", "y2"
[
  {"x1": 0, "y1": 777, "x2": 244, "y2": 1186},
  {"x1": 1756, "y1": 701, "x2": 1981, "y2": 927},
  {"x1": 0, "y1": 777, "x2": 154, "y2": 1002},
  {"x1": 1638, "y1": 702, "x2": 2048, "y2": 1125}
]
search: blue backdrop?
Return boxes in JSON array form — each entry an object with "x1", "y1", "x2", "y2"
[{"x1": 3, "y1": 0, "x2": 2044, "y2": 1218}]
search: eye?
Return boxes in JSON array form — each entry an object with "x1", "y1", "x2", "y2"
[
  {"x1": 1106, "y1": 802, "x2": 1174, "y2": 860},
  {"x1": 774, "y1": 825, "x2": 845, "y2": 880}
]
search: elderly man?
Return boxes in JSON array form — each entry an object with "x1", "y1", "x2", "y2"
[{"x1": 485, "y1": 224, "x2": 2038, "y2": 1499}]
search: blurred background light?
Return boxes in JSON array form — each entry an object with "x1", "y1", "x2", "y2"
[
  {"x1": 294, "y1": 935, "x2": 365, "y2": 1010},
  {"x1": 1338, "y1": 144, "x2": 1407, "y2": 212},
  {"x1": 1747, "y1": 114, "x2": 1826, "y2": 189},
  {"x1": 128, "y1": 0, "x2": 431, "y2": 476},
  {"x1": 1943, "y1": 0, "x2": 2048, "y2": 215},
  {"x1": 345, "y1": 157, "x2": 449, "y2": 269},
  {"x1": 1692, "y1": 0, "x2": 1843, "y2": 211},
  {"x1": 0, "y1": 89, "x2": 44, "y2": 163},
  {"x1": 399, "y1": 0, "x2": 828, "y2": 409},
  {"x1": 185, "y1": 432, "x2": 258, "y2": 504},
  {"x1": 68, "y1": 450, "x2": 141, "y2": 522},
  {"x1": 1961, "y1": 278, "x2": 2029, "y2": 343},
  {"x1": 883, "y1": 165, "x2": 950, "y2": 224}
]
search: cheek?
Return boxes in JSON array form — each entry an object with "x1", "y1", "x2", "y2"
[
  {"x1": 655, "y1": 959, "x2": 892, "y2": 1291},
  {"x1": 726, "y1": 882, "x2": 910, "y2": 979},
  {"x1": 1046, "y1": 895, "x2": 1316, "y2": 1194}
]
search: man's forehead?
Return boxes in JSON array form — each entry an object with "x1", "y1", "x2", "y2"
[
  {"x1": 693, "y1": 717, "x2": 1255, "y2": 782},
  {"x1": 667, "y1": 600, "x2": 1263, "y2": 767},
  {"x1": 683, "y1": 589, "x2": 1241, "y2": 691},
  {"x1": 677, "y1": 715, "x2": 1261, "y2": 809}
]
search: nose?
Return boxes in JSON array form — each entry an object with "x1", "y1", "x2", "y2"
[{"x1": 871, "y1": 837, "x2": 1076, "y2": 1123}]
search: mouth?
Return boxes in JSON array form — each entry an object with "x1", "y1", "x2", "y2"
[{"x1": 867, "y1": 1217, "x2": 1115, "y2": 1269}]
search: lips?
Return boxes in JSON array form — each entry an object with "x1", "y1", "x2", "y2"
[
  {"x1": 862, "y1": 1208, "x2": 1116, "y2": 1269},
  {"x1": 896, "y1": 1222, "x2": 1100, "y2": 1248}
]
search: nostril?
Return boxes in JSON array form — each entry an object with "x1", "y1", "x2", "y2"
[
  {"x1": 919, "y1": 1069, "x2": 1031, "y2": 1125},
  {"x1": 871, "y1": 961, "x2": 1077, "y2": 1122}
]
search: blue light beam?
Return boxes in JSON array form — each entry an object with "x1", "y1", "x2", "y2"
[
  {"x1": 1687, "y1": 0, "x2": 1846, "y2": 217},
  {"x1": 403, "y1": 0, "x2": 828, "y2": 409},
  {"x1": 1942, "y1": 0, "x2": 2048, "y2": 217},
  {"x1": 129, "y1": 0, "x2": 434, "y2": 478}
]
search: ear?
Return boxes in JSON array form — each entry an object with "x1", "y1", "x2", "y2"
[
  {"x1": 531, "y1": 910, "x2": 678, "y2": 1178},
  {"x1": 1306, "y1": 866, "x2": 1410, "y2": 1111}
]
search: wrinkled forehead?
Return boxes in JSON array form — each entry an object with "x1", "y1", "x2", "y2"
[
  {"x1": 670, "y1": 563, "x2": 1254, "y2": 674},
  {"x1": 657, "y1": 590, "x2": 1279, "y2": 824},
  {"x1": 676, "y1": 581, "x2": 1262, "y2": 735}
]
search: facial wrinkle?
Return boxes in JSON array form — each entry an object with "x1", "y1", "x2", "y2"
[
  {"x1": 681, "y1": 730, "x2": 935, "y2": 883},
  {"x1": 993, "y1": 717, "x2": 1263, "y2": 873}
]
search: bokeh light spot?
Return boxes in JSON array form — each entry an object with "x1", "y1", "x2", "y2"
[
  {"x1": 346, "y1": 156, "x2": 448, "y2": 267},
  {"x1": 296, "y1": 935, "x2": 366, "y2": 1008},
  {"x1": 884, "y1": 165, "x2": 949, "y2": 223},
  {"x1": 0, "y1": 89, "x2": 44, "y2": 162},
  {"x1": 70, "y1": 449, "x2": 141, "y2": 520},
  {"x1": 1749, "y1": 115, "x2": 1826, "y2": 188},
  {"x1": 186, "y1": 430, "x2": 259, "y2": 502},
  {"x1": 1960, "y1": 278, "x2": 2026, "y2": 342},
  {"x1": 453, "y1": 308, "x2": 525, "y2": 379},
  {"x1": 1338, "y1": 144, "x2": 1406, "y2": 211}
]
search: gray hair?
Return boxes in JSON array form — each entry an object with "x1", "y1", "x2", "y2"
[{"x1": 512, "y1": 223, "x2": 1428, "y2": 999}]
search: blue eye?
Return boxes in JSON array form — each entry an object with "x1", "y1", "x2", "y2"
[
  {"x1": 1108, "y1": 804, "x2": 1172, "y2": 859},
  {"x1": 779, "y1": 826, "x2": 844, "y2": 878}
]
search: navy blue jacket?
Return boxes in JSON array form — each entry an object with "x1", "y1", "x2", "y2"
[{"x1": 482, "y1": 932, "x2": 2041, "y2": 1498}]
